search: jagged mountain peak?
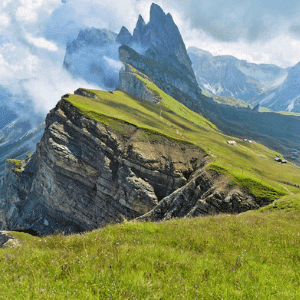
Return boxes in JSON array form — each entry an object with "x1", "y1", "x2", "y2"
[
  {"x1": 132, "y1": 15, "x2": 147, "y2": 43},
  {"x1": 116, "y1": 26, "x2": 132, "y2": 45},
  {"x1": 115, "y1": 3, "x2": 196, "y2": 82},
  {"x1": 137, "y1": 14, "x2": 146, "y2": 25},
  {"x1": 149, "y1": 3, "x2": 166, "y2": 23},
  {"x1": 146, "y1": 4, "x2": 183, "y2": 47}
]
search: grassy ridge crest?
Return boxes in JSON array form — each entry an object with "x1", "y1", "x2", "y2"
[{"x1": 63, "y1": 72, "x2": 300, "y2": 200}]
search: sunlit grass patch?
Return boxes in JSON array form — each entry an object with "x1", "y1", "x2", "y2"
[
  {"x1": 6, "y1": 158, "x2": 24, "y2": 173},
  {"x1": 1, "y1": 211, "x2": 300, "y2": 299},
  {"x1": 260, "y1": 193, "x2": 300, "y2": 213}
]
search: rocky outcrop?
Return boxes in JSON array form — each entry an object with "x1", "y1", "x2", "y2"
[
  {"x1": 117, "y1": 4, "x2": 196, "y2": 83},
  {"x1": 0, "y1": 97, "x2": 207, "y2": 234},
  {"x1": 119, "y1": 64, "x2": 162, "y2": 104},
  {"x1": 0, "y1": 92, "x2": 275, "y2": 235},
  {"x1": 0, "y1": 231, "x2": 11, "y2": 247},
  {"x1": 136, "y1": 168, "x2": 271, "y2": 222},
  {"x1": 0, "y1": 231, "x2": 17, "y2": 248},
  {"x1": 119, "y1": 45, "x2": 203, "y2": 106}
]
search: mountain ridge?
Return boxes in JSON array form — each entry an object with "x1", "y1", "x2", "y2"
[
  {"x1": 188, "y1": 46, "x2": 288, "y2": 103},
  {"x1": 1, "y1": 3, "x2": 300, "y2": 236},
  {"x1": 1, "y1": 79, "x2": 293, "y2": 234}
]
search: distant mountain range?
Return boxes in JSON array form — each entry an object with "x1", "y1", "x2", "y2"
[
  {"x1": 0, "y1": 1, "x2": 300, "y2": 187},
  {"x1": 188, "y1": 47, "x2": 300, "y2": 112},
  {"x1": 63, "y1": 28, "x2": 119, "y2": 89},
  {"x1": 64, "y1": 19, "x2": 300, "y2": 113},
  {"x1": 253, "y1": 61, "x2": 300, "y2": 112}
]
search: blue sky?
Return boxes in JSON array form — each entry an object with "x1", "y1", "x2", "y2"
[{"x1": 0, "y1": 0, "x2": 300, "y2": 112}]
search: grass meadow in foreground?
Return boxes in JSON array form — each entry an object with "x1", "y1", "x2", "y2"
[{"x1": 1, "y1": 208, "x2": 300, "y2": 299}]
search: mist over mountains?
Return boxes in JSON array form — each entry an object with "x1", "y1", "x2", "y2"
[
  {"x1": 63, "y1": 4, "x2": 300, "y2": 113},
  {"x1": 63, "y1": 3, "x2": 196, "y2": 90},
  {"x1": 0, "y1": 0, "x2": 300, "y2": 184},
  {"x1": 63, "y1": 28, "x2": 121, "y2": 89}
]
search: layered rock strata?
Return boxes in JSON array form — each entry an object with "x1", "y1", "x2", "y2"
[
  {"x1": 0, "y1": 94, "x2": 275, "y2": 235},
  {"x1": 136, "y1": 168, "x2": 271, "y2": 222},
  {"x1": 119, "y1": 63, "x2": 162, "y2": 104},
  {"x1": 119, "y1": 45, "x2": 203, "y2": 105},
  {"x1": 0, "y1": 98, "x2": 207, "y2": 234}
]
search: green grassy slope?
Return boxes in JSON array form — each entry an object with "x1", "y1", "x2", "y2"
[
  {"x1": 201, "y1": 89, "x2": 254, "y2": 108},
  {"x1": 1, "y1": 210, "x2": 300, "y2": 299},
  {"x1": 64, "y1": 73, "x2": 300, "y2": 200}
]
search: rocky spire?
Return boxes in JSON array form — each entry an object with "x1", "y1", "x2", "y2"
[
  {"x1": 132, "y1": 15, "x2": 147, "y2": 44},
  {"x1": 142, "y1": 3, "x2": 195, "y2": 81},
  {"x1": 116, "y1": 26, "x2": 132, "y2": 45},
  {"x1": 149, "y1": 3, "x2": 166, "y2": 25}
]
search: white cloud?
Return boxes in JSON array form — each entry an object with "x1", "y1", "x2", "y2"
[
  {"x1": 21, "y1": 67, "x2": 100, "y2": 113},
  {"x1": 183, "y1": 25, "x2": 300, "y2": 68},
  {"x1": 103, "y1": 56, "x2": 123, "y2": 70},
  {"x1": 14, "y1": 0, "x2": 59, "y2": 23},
  {"x1": 0, "y1": 13, "x2": 10, "y2": 32},
  {"x1": 0, "y1": 0, "x2": 300, "y2": 122},
  {"x1": 25, "y1": 34, "x2": 58, "y2": 51}
]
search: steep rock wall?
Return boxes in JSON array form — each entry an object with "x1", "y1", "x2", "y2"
[
  {"x1": 0, "y1": 99, "x2": 206, "y2": 234},
  {"x1": 119, "y1": 63, "x2": 162, "y2": 103},
  {"x1": 119, "y1": 45, "x2": 203, "y2": 105},
  {"x1": 0, "y1": 96, "x2": 274, "y2": 235}
]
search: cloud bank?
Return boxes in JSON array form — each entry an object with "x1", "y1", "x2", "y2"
[{"x1": 0, "y1": 0, "x2": 300, "y2": 120}]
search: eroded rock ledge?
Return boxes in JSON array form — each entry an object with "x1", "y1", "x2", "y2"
[
  {"x1": 0, "y1": 231, "x2": 19, "y2": 248},
  {"x1": 0, "y1": 99, "x2": 272, "y2": 235}
]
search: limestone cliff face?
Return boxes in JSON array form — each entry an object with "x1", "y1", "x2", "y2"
[
  {"x1": 117, "y1": 4, "x2": 196, "y2": 84},
  {"x1": 0, "y1": 93, "x2": 273, "y2": 235},
  {"x1": 0, "y1": 96, "x2": 207, "y2": 234},
  {"x1": 136, "y1": 168, "x2": 270, "y2": 222},
  {"x1": 119, "y1": 45, "x2": 203, "y2": 105},
  {"x1": 119, "y1": 63, "x2": 162, "y2": 104}
]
